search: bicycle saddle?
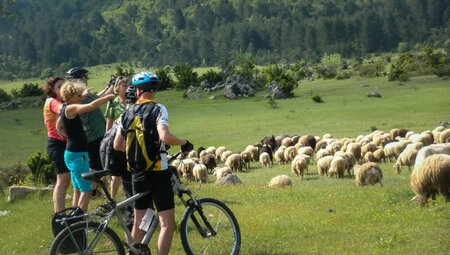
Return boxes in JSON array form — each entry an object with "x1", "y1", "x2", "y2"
[{"x1": 82, "y1": 170, "x2": 111, "y2": 182}]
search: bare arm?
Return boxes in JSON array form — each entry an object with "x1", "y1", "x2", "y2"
[
  {"x1": 66, "y1": 94, "x2": 115, "y2": 118},
  {"x1": 157, "y1": 124, "x2": 187, "y2": 146},
  {"x1": 55, "y1": 116, "x2": 67, "y2": 138},
  {"x1": 113, "y1": 129, "x2": 125, "y2": 152}
]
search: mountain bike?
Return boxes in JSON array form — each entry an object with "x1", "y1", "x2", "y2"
[{"x1": 49, "y1": 152, "x2": 241, "y2": 255}]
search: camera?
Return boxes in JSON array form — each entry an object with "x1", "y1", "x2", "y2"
[{"x1": 107, "y1": 76, "x2": 116, "y2": 88}]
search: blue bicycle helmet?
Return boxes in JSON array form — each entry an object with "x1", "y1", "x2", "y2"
[
  {"x1": 66, "y1": 67, "x2": 88, "y2": 79},
  {"x1": 131, "y1": 72, "x2": 160, "y2": 91}
]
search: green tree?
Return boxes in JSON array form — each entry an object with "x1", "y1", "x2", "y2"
[{"x1": 172, "y1": 65, "x2": 198, "y2": 90}]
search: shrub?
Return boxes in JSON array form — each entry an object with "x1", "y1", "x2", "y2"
[
  {"x1": 0, "y1": 163, "x2": 30, "y2": 187},
  {"x1": 155, "y1": 67, "x2": 174, "y2": 90},
  {"x1": 336, "y1": 71, "x2": 351, "y2": 80},
  {"x1": 311, "y1": 94, "x2": 324, "y2": 103},
  {"x1": 315, "y1": 53, "x2": 343, "y2": 79},
  {"x1": 173, "y1": 65, "x2": 199, "y2": 90},
  {"x1": 199, "y1": 69, "x2": 223, "y2": 86},
  {"x1": 25, "y1": 151, "x2": 55, "y2": 185},
  {"x1": 13, "y1": 83, "x2": 44, "y2": 98},
  {"x1": 0, "y1": 88, "x2": 11, "y2": 103},
  {"x1": 263, "y1": 65, "x2": 297, "y2": 98}
]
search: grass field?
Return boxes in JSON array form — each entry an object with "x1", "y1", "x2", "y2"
[{"x1": 0, "y1": 74, "x2": 449, "y2": 254}]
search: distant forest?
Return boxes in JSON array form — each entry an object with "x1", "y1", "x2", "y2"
[{"x1": 0, "y1": 0, "x2": 449, "y2": 79}]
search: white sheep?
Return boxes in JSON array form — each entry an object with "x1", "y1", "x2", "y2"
[
  {"x1": 439, "y1": 128, "x2": 450, "y2": 143},
  {"x1": 345, "y1": 142, "x2": 362, "y2": 162},
  {"x1": 221, "y1": 150, "x2": 234, "y2": 163},
  {"x1": 225, "y1": 153, "x2": 243, "y2": 173},
  {"x1": 193, "y1": 163, "x2": 208, "y2": 183},
  {"x1": 268, "y1": 175, "x2": 292, "y2": 188},
  {"x1": 327, "y1": 156, "x2": 346, "y2": 178},
  {"x1": 245, "y1": 145, "x2": 259, "y2": 161},
  {"x1": 297, "y1": 146, "x2": 314, "y2": 162},
  {"x1": 410, "y1": 154, "x2": 450, "y2": 206},
  {"x1": 413, "y1": 143, "x2": 450, "y2": 171},
  {"x1": 291, "y1": 155, "x2": 309, "y2": 180},
  {"x1": 259, "y1": 152, "x2": 271, "y2": 168},
  {"x1": 215, "y1": 146, "x2": 227, "y2": 162},
  {"x1": 383, "y1": 140, "x2": 410, "y2": 162},
  {"x1": 394, "y1": 148, "x2": 418, "y2": 174},
  {"x1": 317, "y1": 155, "x2": 334, "y2": 176},
  {"x1": 284, "y1": 146, "x2": 297, "y2": 163},
  {"x1": 353, "y1": 162, "x2": 383, "y2": 186},
  {"x1": 274, "y1": 148, "x2": 287, "y2": 165},
  {"x1": 240, "y1": 150, "x2": 252, "y2": 169}
]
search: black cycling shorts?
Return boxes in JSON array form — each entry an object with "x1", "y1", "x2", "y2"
[
  {"x1": 132, "y1": 170, "x2": 174, "y2": 212},
  {"x1": 88, "y1": 137, "x2": 103, "y2": 170},
  {"x1": 110, "y1": 150, "x2": 127, "y2": 177},
  {"x1": 47, "y1": 138, "x2": 69, "y2": 174}
]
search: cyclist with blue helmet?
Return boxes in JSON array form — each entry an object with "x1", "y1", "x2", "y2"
[{"x1": 114, "y1": 71, "x2": 193, "y2": 255}]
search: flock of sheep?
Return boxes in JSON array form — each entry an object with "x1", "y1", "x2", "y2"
[{"x1": 170, "y1": 126, "x2": 450, "y2": 207}]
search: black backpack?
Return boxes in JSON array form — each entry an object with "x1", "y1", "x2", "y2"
[
  {"x1": 100, "y1": 123, "x2": 119, "y2": 170},
  {"x1": 51, "y1": 207, "x2": 86, "y2": 254},
  {"x1": 123, "y1": 102, "x2": 162, "y2": 172}
]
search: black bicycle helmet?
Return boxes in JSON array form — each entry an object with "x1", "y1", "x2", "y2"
[
  {"x1": 125, "y1": 86, "x2": 138, "y2": 104},
  {"x1": 66, "y1": 67, "x2": 88, "y2": 79},
  {"x1": 131, "y1": 72, "x2": 160, "y2": 92}
]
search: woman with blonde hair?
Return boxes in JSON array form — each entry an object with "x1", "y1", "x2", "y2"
[{"x1": 57, "y1": 81, "x2": 115, "y2": 212}]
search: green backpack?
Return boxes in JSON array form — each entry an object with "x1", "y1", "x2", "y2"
[{"x1": 124, "y1": 102, "x2": 162, "y2": 172}]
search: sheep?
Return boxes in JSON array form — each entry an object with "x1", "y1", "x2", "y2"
[
  {"x1": 213, "y1": 167, "x2": 233, "y2": 178},
  {"x1": 394, "y1": 149, "x2": 418, "y2": 174},
  {"x1": 363, "y1": 151, "x2": 375, "y2": 163},
  {"x1": 205, "y1": 146, "x2": 216, "y2": 155},
  {"x1": 291, "y1": 155, "x2": 309, "y2": 180},
  {"x1": 390, "y1": 128, "x2": 409, "y2": 140},
  {"x1": 372, "y1": 148, "x2": 385, "y2": 163},
  {"x1": 215, "y1": 146, "x2": 227, "y2": 162},
  {"x1": 298, "y1": 135, "x2": 317, "y2": 149},
  {"x1": 244, "y1": 145, "x2": 259, "y2": 162},
  {"x1": 383, "y1": 140, "x2": 411, "y2": 162},
  {"x1": 268, "y1": 175, "x2": 292, "y2": 188},
  {"x1": 361, "y1": 142, "x2": 377, "y2": 159},
  {"x1": 317, "y1": 155, "x2": 334, "y2": 176},
  {"x1": 225, "y1": 153, "x2": 243, "y2": 173},
  {"x1": 410, "y1": 154, "x2": 450, "y2": 206},
  {"x1": 284, "y1": 146, "x2": 297, "y2": 163},
  {"x1": 345, "y1": 142, "x2": 362, "y2": 162},
  {"x1": 240, "y1": 151, "x2": 252, "y2": 170},
  {"x1": 274, "y1": 147, "x2": 287, "y2": 165},
  {"x1": 192, "y1": 163, "x2": 208, "y2": 183},
  {"x1": 334, "y1": 151, "x2": 356, "y2": 176},
  {"x1": 439, "y1": 128, "x2": 450, "y2": 143},
  {"x1": 179, "y1": 158, "x2": 196, "y2": 181},
  {"x1": 200, "y1": 154, "x2": 217, "y2": 174},
  {"x1": 281, "y1": 136, "x2": 294, "y2": 147},
  {"x1": 315, "y1": 148, "x2": 332, "y2": 161},
  {"x1": 297, "y1": 146, "x2": 314, "y2": 163},
  {"x1": 221, "y1": 150, "x2": 234, "y2": 163},
  {"x1": 327, "y1": 156, "x2": 346, "y2": 178},
  {"x1": 413, "y1": 143, "x2": 450, "y2": 170},
  {"x1": 187, "y1": 150, "x2": 198, "y2": 159},
  {"x1": 259, "y1": 152, "x2": 271, "y2": 168},
  {"x1": 259, "y1": 144, "x2": 274, "y2": 164},
  {"x1": 353, "y1": 163, "x2": 383, "y2": 187}
]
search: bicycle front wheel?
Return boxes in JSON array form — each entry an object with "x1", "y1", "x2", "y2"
[
  {"x1": 180, "y1": 197, "x2": 241, "y2": 255},
  {"x1": 49, "y1": 221, "x2": 125, "y2": 255}
]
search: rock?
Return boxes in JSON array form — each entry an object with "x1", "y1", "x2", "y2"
[
  {"x1": 8, "y1": 185, "x2": 54, "y2": 202},
  {"x1": 215, "y1": 174, "x2": 242, "y2": 186},
  {"x1": 359, "y1": 84, "x2": 370, "y2": 87},
  {"x1": 32, "y1": 100, "x2": 43, "y2": 108},
  {"x1": 366, "y1": 91, "x2": 383, "y2": 98},
  {"x1": 267, "y1": 81, "x2": 289, "y2": 99},
  {"x1": 221, "y1": 75, "x2": 255, "y2": 99},
  {"x1": 208, "y1": 95, "x2": 215, "y2": 100}
]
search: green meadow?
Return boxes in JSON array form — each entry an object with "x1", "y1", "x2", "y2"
[{"x1": 0, "y1": 74, "x2": 449, "y2": 254}]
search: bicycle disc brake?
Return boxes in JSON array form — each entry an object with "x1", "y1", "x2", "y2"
[{"x1": 130, "y1": 243, "x2": 151, "y2": 255}]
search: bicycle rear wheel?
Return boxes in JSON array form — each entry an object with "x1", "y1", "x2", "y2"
[
  {"x1": 179, "y1": 197, "x2": 241, "y2": 255},
  {"x1": 49, "y1": 221, "x2": 125, "y2": 255}
]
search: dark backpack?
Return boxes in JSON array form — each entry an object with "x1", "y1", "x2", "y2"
[
  {"x1": 100, "y1": 123, "x2": 119, "y2": 170},
  {"x1": 51, "y1": 207, "x2": 86, "y2": 254},
  {"x1": 123, "y1": 102, "x2": 161, "y2": 172}
]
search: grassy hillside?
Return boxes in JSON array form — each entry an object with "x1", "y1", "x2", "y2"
[
  {"x1": 0, "y1": 74, "x2": 449, "y2": 254},
  {"x1": 0, "y1": 75, "x2": 448, "y2": 166}
]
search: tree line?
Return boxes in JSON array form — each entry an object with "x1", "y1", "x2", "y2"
[{"x1": 0, "y1": 0, "x2": 449, "y2": 79}]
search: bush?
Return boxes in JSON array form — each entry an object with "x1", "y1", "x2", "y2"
[
  {"x1": 199, "y1": 69, "x2": 223, "y2": 86},
  {"x1": 0, "y1": 88, "x2": 11, "y2": 103},
  {"x1": 155, "y1": 67, "x2": 174, "y2": 90},
  {"x1": 315, "y1": 53, "x2": 343, "y2": 79},
  {"x1": 263, "y1": 65, "x2": 297, "y2": 98},
  {"x1": 0, "y1": 163, "x2": 30, "y2": 187},
  {"x1": 25, "y1": 151, "x2": 55, "y2": 185},
  {"x1": 173, "y1": 65, "x2": 199, "y2": 90},
  {"x1": 311, "y1": 94, "x2": 324, "y2": 103}
]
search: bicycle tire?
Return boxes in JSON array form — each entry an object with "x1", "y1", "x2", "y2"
[
  {"x1": 179, "y1": 197, "x2": 241, "y2": 255},
  {"x1": 49, "y1": 221, "x2": 125, "y2": 255}
]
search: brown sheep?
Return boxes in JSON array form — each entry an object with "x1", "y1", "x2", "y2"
[
  {"x1": 410, "y1": 154, "x2": 450, "y2": 206},
  {"x1": 390, "y1": 128, "x2": 409, "y2": 140}
]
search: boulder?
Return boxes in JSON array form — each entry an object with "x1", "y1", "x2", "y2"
[
  {"x1": 267, "y1": 81, "x2": 289, "y2": 99},
  {"x1": 215, "y1": 174, "x2": 242, "y2": 186},
  {"x1": 8, "y1": 185, "x2": 54, "y2": 202},
  {"x1": 221, "y1": 75, "x2": 255, "y2": 99},
  {"x1": 366, "y1": 91, "x2": 383, "y2": 98}
]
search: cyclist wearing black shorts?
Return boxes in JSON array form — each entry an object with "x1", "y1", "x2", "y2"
[{"x1": 114, "y1": 71, "x2": 193, "y2": 255}]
